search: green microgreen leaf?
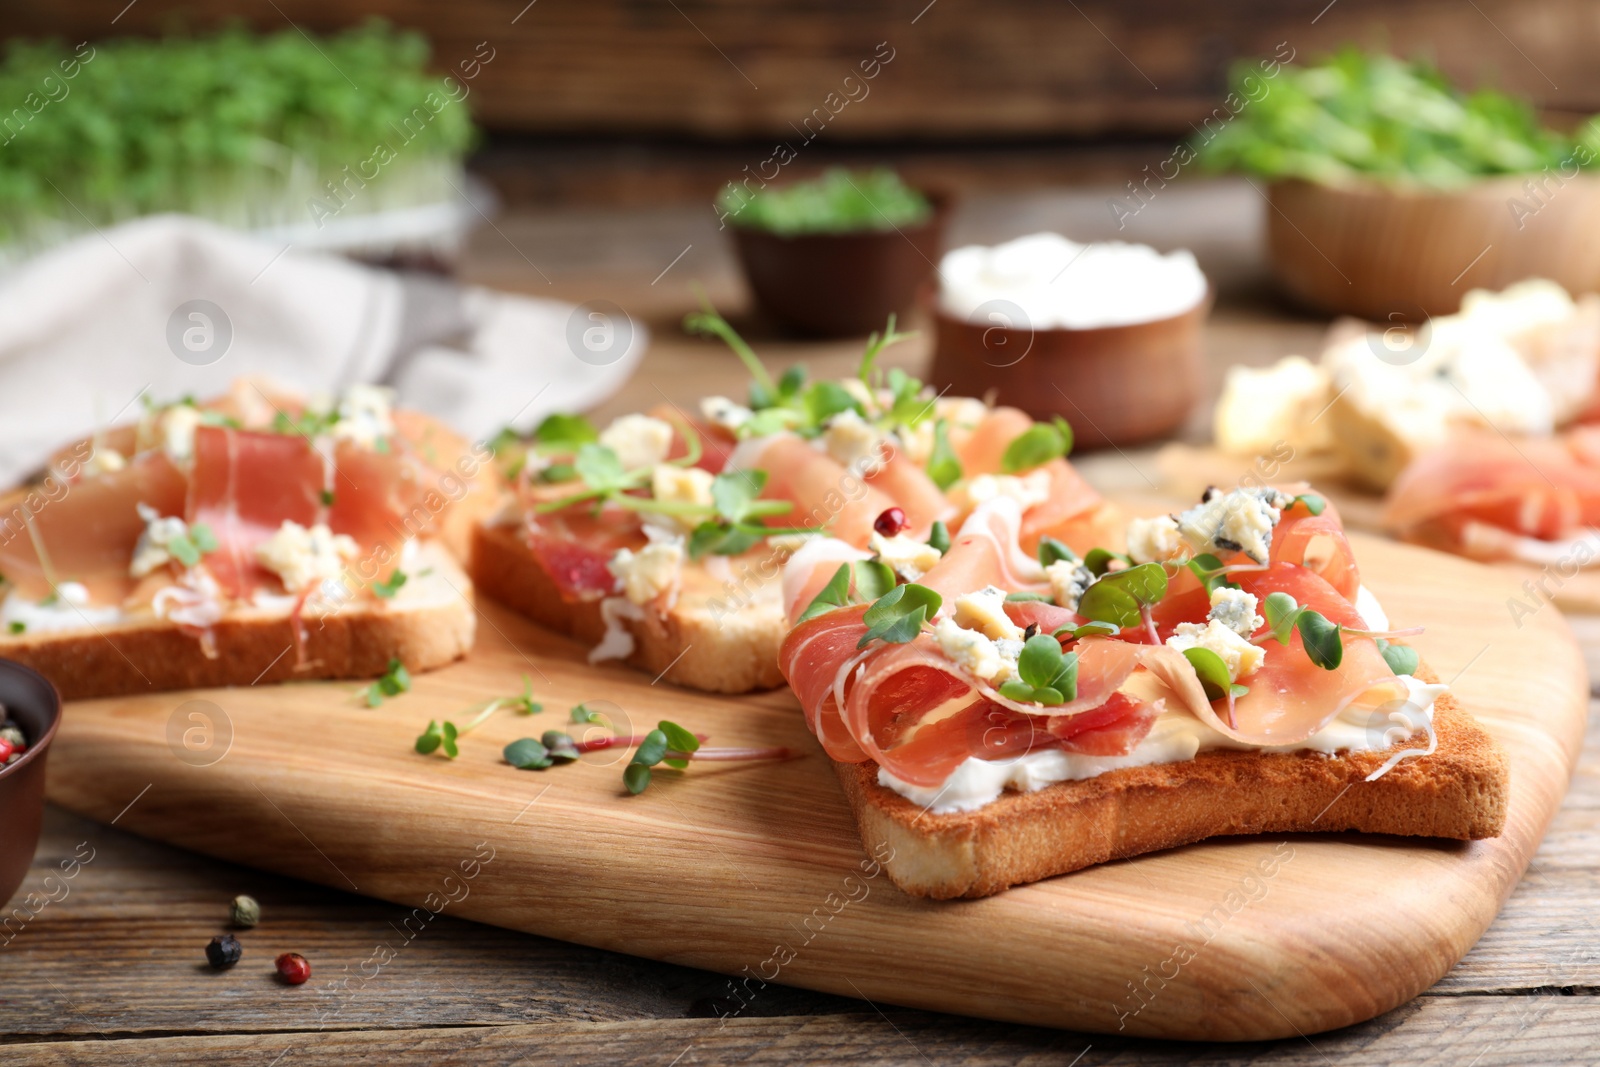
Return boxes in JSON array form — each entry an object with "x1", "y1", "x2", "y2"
[
  {"x1": 658, "y1": 719, "x2": 700, "y2": 769},
  {"x1": 534, "y1": 413, "x2": 599, "y2": 451},
  {"x1": 999, "y1": 417, "x2": 1073, "y2": 474},
  {"x1": 711, "y1": 470, "x2": 764, "y2": 523},
  {"x1": 1018, "y1": 635, "x2": 1077, "y2": 695},
  {"x1": 1183, "y1": 647, "x2": 1235, "y2": 702},
  {"x1": 1038, "y1": 536, "x2": 1077, "y2": 568},
  {"x1": 926, "y1": 419, "x2": 962, "y2": 490},
  {"x1": 1083, "y1": 548, "x2": 1131, "y2": 577},
  {"x1": 804, "y1": 381, "x2": 865, "y2": 426},
  {"x1": 623, "y1": 762, "x2": 653, "y2": 795},
  {"x1": 414, "y1": 721, "x2": 443, "y2": 755},
  {"x1": 857, "y1": 314, "x2": 916, "y2": 383},
  {"x1": 189, "y1": 522, "x2": 219, "y2": 554},
  {"x1": 441, "y1": 721, "x2": 460, "y2": 759},
  {"x1": 1053, "y1": 621, "x2": 1121, "y2": 640},
  {"x1": 574, "y1": 442, "x2": 630, "y2": 486},
  {"x1": 686, "y1": 522, "x2": 761, "y2": 559},
  {"x1": 851, "y1": 560, "x2": 897, "y2": 603},
  {"x1": 1263, "y1": 592, "x2": 1302, "y2": 645},
  {"x1": 504, "y1": 737, "x2": 553, "y2": 770},
  {"x1": 167, "y1": 533, "x2": 201, "y2": 568},
  {"x1": 634, "y1": 728, "x2": 670, "y2": 767},
  {"x1": 797, "y1": 564, "x2": 854, "y2": 624},
  {"x1": 1076, "y1": 562, "x2": 1168, "y2": 630},
  {"x1": 1187, "y1": 553, "x2": 1231, "y2": 594},
  {"x1": 512, "y1": 675, "x2": 542, "y2": 715},
  {"x1": 541, "y1": 730, "x2": 581, "y2": 761},
  {"x1": 857, "y1": 583, "x2": 942, "y2": 649},
  {"x1": 1005, "y1": 591, "x2": 1051, "y2": 602},
  {"x1": 778, "y1": 364, "x2": 807, "y2": 400},
  {"x1": 1297, "y1": 610, "x2": 1344, "y2": 670},
  {"x1": 1376, "y1": 639, "x2": 1420, "y2": 677},
  {"x1": 372, "y1": 569, "x2": 408, "y2": 599},
  {"x1": 926, "y1": 520, "x2": 950, "y2": 555},
  {"x1": 570, "y1": 703, "x2": 610, "y2": 727},
  {"x1": 1292, "y1": 493, "x2": 1327, "y2": 516},
  {"x1": 365, "y1": 658, "x2": 411, "y2": 706},
  {"x1": 685, "y1": 300, "x2": 777, "y2": 399}
]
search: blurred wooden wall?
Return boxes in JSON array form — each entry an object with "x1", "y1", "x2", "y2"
[{"x1": 11, "y1": 0, "x2": 1600, "y2": 139}]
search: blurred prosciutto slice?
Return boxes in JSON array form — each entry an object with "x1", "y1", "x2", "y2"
[
  {"x1": 0, "y1": 451, "x2": 187, "y2": 604},
  {"x1": 730, "y1": 432, "x2": 944, "y2": 546},
  {"x1": 1385, "y1": 428, "x2": 1600, "y2": 562},
  {"x1": 950, "y1": 406, "x2": 1110, "y2": 552},
  {"x1": 187, "y1": 427, "x2": 326, "y2": 598}
]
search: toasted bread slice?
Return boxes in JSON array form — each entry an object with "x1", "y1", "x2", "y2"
[
  {"x1": 835, "y1": 681, "x2": 1508, "y2": 899},
  {"x1": 0, "y1": 541, "x2": 474, "y2": 701},
  {"x1": 470, "y1": 520, "x2": 785, "y2": 694}
]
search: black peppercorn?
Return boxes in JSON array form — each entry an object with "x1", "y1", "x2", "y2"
[{"x1": 206, "y1": 933, "x2": 242, "y2": 969}]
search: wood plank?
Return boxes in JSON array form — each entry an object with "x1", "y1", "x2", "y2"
[
  {"x1": 18, "y1": 1, "x2": 1600, "y2": 138},
  {"x1": 37, "y1": 532, "x2": 1587, "y2": 1041},
  {"x1": 10, "y1": 996, "x2": 1600, "y2": 1066}
]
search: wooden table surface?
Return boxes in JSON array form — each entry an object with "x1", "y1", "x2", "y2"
[{"x1": 3, "y1": 178, "x2": 1595, "y2": 1065}]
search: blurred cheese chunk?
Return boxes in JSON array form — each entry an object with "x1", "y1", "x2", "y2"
[{"x1": 1213, "y1": 355, "x2": 1332, "y2": 457}]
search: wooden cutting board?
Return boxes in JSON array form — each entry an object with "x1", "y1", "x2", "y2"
[{"x1": 43, "y1": 531, "x2": 1587, "y2": 1041}]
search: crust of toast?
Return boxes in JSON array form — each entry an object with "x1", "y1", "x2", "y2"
[
  {"x1": 834, "y1": 676, "x2": 1509, "y2": 899},
  {"x1": 469, "y1": 520, "x2": 785, "y2": 694},
  {"x1": 0, "y1": 543, "x2": 474, "y2": 701}
]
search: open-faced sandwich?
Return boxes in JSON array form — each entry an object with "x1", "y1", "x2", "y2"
[
  {"x1": 0, "y1": 380, "x2": 495, "y2": 699},
  {"x1": 778, "y1": 483, "x2": 1509, "y2": 898},
  {"x1": 470, "y1": 309, "x2": 1121, "y2": 693}
]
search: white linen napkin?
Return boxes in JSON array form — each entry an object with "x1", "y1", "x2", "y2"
[{"x1": 0, "y1": 214, "x2": 645, "y2": 483}]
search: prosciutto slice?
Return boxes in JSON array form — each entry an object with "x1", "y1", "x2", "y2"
[
  {"x1": 0, "y1": 451, "x2": 187, "y2": 604},
  {"x1": 779, "y1": 488, "x2": 1410, "y2": 788},
  {"x1": 1384, "y1": 428, "x2": 1600, "y2": 559},
  {"x1": 187, "y1": 427, "x2": 327, "y2": 598},
  {"x1": 732, "y1": 434, "x2": 904, "y2": 547},
  {"x1": 950, "y1": 406, "x2": 1109, "y2": 551}
]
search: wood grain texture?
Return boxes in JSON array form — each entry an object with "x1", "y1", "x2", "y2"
[
  {"x1": 17, "y1": 1, "x2": 1600, "y2": 140},
  {"x1": 8, "y1": 999, "x2": 1600, "y2": 1065},
  {"x1": 38, "y1": 528, "x2": 1586, "y2": 1041}
]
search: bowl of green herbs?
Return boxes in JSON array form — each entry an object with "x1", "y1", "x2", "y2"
[
  {"x1": 1197, "y1": 48, "x2": 1600, "y2": 319},
  {"x1": 719, "y1": 168, "x2": 946, "y2": 336},
  {"x1": 0, "y1": 22, "x2": 482, "y2": 271}
]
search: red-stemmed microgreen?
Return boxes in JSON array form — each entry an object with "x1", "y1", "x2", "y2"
[{"x1": 1077, "y1": 562, "x2": 1167, "y2": 644}]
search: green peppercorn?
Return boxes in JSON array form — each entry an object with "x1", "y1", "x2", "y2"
[{"x1": 230, "y1": 894, "x2": 260, "y2": 928}]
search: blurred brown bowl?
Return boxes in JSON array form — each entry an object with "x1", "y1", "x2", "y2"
[
  {"x1": 729, "y1": 193, "x2": 949, "y2": 337},
  {"x1": 0, "y1": 661, "x2": 62, "y2": 910},
  {"x1": 1266, "y1": 176, "x2": 1600, "y2": 320},
  {"x1": 926, "y1": 292, "x2": 1210, "y2": 449}
]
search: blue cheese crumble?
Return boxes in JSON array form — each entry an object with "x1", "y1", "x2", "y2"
[{"x1": 1174, "y1": 486, "x2": 1292, "y2": 565}]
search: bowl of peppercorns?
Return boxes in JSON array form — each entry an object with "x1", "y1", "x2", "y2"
[{"x1": 0, "y1": 661, "x2": 62, "y2": 909}]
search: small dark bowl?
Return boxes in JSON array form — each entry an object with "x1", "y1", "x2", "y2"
[
  {"x1": 0, "y1": 661, "x2": 62, "y2": 909},
  {"x1": 926, "y1": 290, "x2": 1211, "y2": 449},
  {"x1": 729, "y1": 192, "x2": 949, "y2": 337}
]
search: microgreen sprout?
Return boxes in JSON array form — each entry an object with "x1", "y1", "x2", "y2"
[
  {"x1": 371, "y1": 569, "x2": 407, "y2": 599},
  {"x1": 363, "y1": 658, "x2": 411, "y2": 707},
  {"x1": 856, "y1": 583, "x2": 942, "y2": 649},
  {"x1": 926, "y1": 419, "x2": 962, "y2": 490},
  {"x1": 1076, "y1": 562, "x2": 1168, "y2": 642},
  {"x1": 167, "y1": 522, "x2": 219, "y2": 569},
  {"x1": 999, "y1": 417, "x2": 1074, "y2": 474},
  {"x1": 926, "y1": 520, "x2": 951, "y2": 556},
  {"x1": 570, "y1": 703, "x2": 610, "y2": 727},
  {"x1": 997, "y1": 634, "x2": 1079, "y2": 706},
  {"x1": 796, "y1": 560, "x2": 900, "y2": 624},
  {"x1": 414, "y1": 676, "x2": 542, "y2": 758}
]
